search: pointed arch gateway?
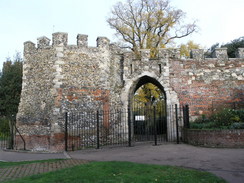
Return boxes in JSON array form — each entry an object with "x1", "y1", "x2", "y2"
[
  {"x1": 124, "y1": 75, "x2": 182, "y2": 143},
  {"x1": 128, "y1": 75, "x2": 168, "y2": 143}
]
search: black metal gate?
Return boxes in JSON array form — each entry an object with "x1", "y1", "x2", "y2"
[
  {"x1": 132, "y1": 103, "x2": 167, "y2": 143},
  {"x1": 65, "y1": 109, "x2": 129, "y2": 151},
  {"x1": 64, "y1": 104, "x2": 189, "y2": 151}
]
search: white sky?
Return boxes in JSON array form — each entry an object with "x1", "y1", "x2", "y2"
[{"x1": 0, "y1": 0, "x2": 243, "y2": 70}]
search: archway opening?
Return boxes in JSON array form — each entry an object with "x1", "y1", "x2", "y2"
[{"x1": 130, "y1": 76, "x2": 167, "y2": 142}]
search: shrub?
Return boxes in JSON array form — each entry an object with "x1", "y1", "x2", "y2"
[
  {"x1": 190, "y1": 108, "x2": 244, "y2": 129},
  {"x1": 230, "y1": 122, "x2": 244, "y2": 129},
  {"x1": 190, "y1": 122, "x2": 217, "y2": 129},
  {"x1": 210, "y1": 108, "x2": 243, "y2": 127}
]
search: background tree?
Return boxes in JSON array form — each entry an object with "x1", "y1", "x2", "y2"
[
  {"x1": 133, "y1": 83, "x2": 164, "y2": 107},
  {"x1": 107, "y1": 0, "x2": 197, "y2": 57},
  {"x1": 204, "y1": 36, "x2": 244, "y2": 58},
  {"x1": 179, "y1": 40, "x2": 201, "y2": 58},
  {"x1": 221, "y1": 36, "x2": 244, "y2": 58},
  {"x1": 133, "y1": 83, "x2": 166, "y2": 130},
  {"x1": 0, "y1": 52, "x2": 22, "y2": 132}
]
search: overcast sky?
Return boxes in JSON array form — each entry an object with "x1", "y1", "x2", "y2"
[{"x1": 0, "y1": 0, "x2": 243, "y2": 70}]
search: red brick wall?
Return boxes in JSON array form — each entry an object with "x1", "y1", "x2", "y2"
[
  {"x1": 183, "y1": 129, "x2": 244, "y2": 148},
  {"x1": 170, "y1": 59, "x2": 244, "y2": 118},
  {"x1": 15, "y1": 133, "x2": 65, "y2": 152},
  {"x1": 15, "y1": 134, "x2": 50, "y2": 151}
]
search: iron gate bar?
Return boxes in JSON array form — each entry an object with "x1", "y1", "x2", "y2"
[
  {"x1": 128, "y1": 106, "x2": 132, "y2": 147},
  {"x1": 153, "y1": 106, "x2": 157, "y2": 146},
  {"x1": 96, "y1": 110, "x2": 100, "y2": 149},
  {"x1": 175, "y1": 104, "x2": 179, "y2": 144},
  {"x1": 65, "y1": 112, "x2": 68, "y2": 151},
  {"x1": 183, "y1": 106, "x2": 186, "y2": 128},
  {"x1": 186, "y1": 105, "x2": 190, "y2": 128}
]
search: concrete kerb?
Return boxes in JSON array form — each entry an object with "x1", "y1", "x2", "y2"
[{"x1": 0, "y1": 149, "x2": 67, "y2": 162}]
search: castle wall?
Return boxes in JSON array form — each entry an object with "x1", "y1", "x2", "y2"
[{"x1": 16, "y1": 32, "x2": 244, "y2": 151}]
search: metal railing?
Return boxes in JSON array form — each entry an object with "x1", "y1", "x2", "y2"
[{"x1": 64, "y1": 104, "x2": 189, "y2": 151}]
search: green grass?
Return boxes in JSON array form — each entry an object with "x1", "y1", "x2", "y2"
[
  {"x1": 0, "y1": 159, "x2": 63, "y2": 168},
  {"x1": 3, "y1": 161, "x2": 226, "y2": 183}
]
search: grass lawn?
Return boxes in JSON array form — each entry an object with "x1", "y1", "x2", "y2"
[{"x1": 3, "y1": 161, "x2": 226, "y2": 183}]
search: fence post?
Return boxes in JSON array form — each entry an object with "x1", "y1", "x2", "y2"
[
  {"x1": 186, "y1": 105, "x2": 190, "y2": 128},
  {"x1": 183, "y1": 105, "x2": 186, "y2": 128},
  {"x1": 175, "y1": 104, "x2": 179, "y2": 144},
  {"x1": 65, "y1": 112, "x2": 68, "y2": 151},
  {"x1": 9, "y1": 116, "x2": 14, "y2": 149},
  {"x1": 153, "y1": 106, "x2": 157, "y2": 146},
  {"x1": 96, "y1": 110, "x2": 100, "y2": 149},
  {"x1": 128, "y1": 106, "x2": 132, "y2": 147}
]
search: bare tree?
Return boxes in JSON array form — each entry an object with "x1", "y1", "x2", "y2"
[{"x1": 107, "y1": 0, "x2": 197, "y2": 57}]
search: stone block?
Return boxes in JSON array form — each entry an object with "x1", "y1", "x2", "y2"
[
  {"x1": 37, "y1": 36, "x2": 51, "y2": 48},
  {"x1": 77, "y1": 34, "x2": 88, "y2": 47},
  {"x1": 96, "y1": 37, "x2": 110, "y2": 48},
  {"x1": 236, "y1": 48, "x2": 244, "y2": 58},
  {"x1": 190, "y1": 49, "x2": 204, "y2": 60},
  {"x1": 24, "y1": 41, "x2": 36, "y2": 53},
  {"x1": 52, "y1": 32, "x2": 68, "y2": 46},
  {"x1": 212, "y1": 48, "x2": 228, "y2": 60}
]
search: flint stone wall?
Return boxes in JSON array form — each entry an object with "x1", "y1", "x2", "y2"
[{"x1": 16, "y1": 32, "x2": 244, "y2": 151}]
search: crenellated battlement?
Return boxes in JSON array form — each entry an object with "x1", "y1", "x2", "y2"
[
  {"x1": 121, "y1": 48, "x2": 244, "y2": 62},
  {"x1": 77, "y1": 34, "x2": 88, "y2": 48},
  {"x1": 24, "y1": 32, "x2": 112, "y2": 54},
  {"x1": 37, "y1": 36, "x2": 51, "y2": 48},
  {"x1": 24, "y1": 32, "x2": 244, "y2": 61}
]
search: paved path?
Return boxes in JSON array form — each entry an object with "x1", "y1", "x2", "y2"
[
  {"x1": 68, "y1": 143, "x2": 244, "y2": 183},
  {"x1": 0, "y1": 159, "x2": 88, "y2": 182},
  {"x1": 0, "y1": 144, "x2": 244, "y2": 183}
]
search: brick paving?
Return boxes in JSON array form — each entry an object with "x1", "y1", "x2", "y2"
[{"x1": 0, "y1": 159, "x2": 89, "y2": 182}]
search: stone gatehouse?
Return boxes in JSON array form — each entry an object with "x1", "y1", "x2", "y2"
[{"x1": 16, "y1": 32, "x2": 244, "y2": 151}]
